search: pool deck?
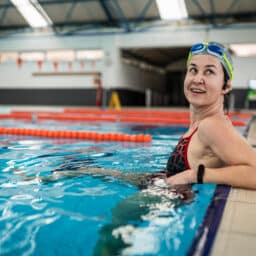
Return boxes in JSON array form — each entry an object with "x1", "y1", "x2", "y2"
[{"x1": 211, "y1": 116, "x2": 256, "y2": 256}]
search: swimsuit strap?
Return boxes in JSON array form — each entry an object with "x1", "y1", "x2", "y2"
[
  {"x1": 166, "y1": 127, "x2": 198, "y2": 176},
  {"x1": 183, "y1": 127, "x2": 198, "y2": 170},
  {"x1": 182, "y1": 127, "x2": 198, "y2": 139}
]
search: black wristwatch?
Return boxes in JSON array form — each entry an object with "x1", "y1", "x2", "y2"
[{"x1": 197, "y1": 164, "x2": 205, "y2": 184}]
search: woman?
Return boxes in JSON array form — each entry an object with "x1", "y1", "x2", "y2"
[
  {"x1": 165, "y1": 42, "x2": 256, "y2": 189},
  {"x1": 14, "y1": 42, "x2": 256, "y2": 190}
]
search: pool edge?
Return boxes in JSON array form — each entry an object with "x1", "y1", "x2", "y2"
[
  {"x1": 187, "y1": 185, "x2": 231, "y2": 256},
  {"x1": 188, "y1": 115, "x2": 256, "y2": 256},
  {"x1": 210, "y1": 115, "x2": 256, "y2": 256}
]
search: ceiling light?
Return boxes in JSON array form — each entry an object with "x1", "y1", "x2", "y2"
[
  {"x1": 230, "y1": 44, "x2": 256, "y2": 57},
  {"x1": 156, "y1": 0, "x2": 188, "y2": 20},
  {"x1": 11, "y1": 0, "x2": 52, "y2": 28}
]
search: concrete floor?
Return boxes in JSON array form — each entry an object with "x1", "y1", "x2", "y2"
[{"x1": 211, "y1": 116, "x2": 256, "y2": 256}]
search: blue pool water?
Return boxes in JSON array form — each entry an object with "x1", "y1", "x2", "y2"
[{"x1": 0, "y1": 119, "x2": 218, "y2": 256}]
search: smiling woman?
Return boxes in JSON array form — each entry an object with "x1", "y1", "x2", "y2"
[{"x1": 166, "y1": 42, "x2": 256, "y2": 190}]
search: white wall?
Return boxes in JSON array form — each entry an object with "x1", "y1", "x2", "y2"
[
  {"x1": 0, "y1": 61, "x2": 103, "y2": 89},
  {"x1": 232, "y1": 56, "x2": 256, "y2": 88}
]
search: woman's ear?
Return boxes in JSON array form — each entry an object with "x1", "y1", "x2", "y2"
[{"x1": 222, "y1": 80, "x2": 232, "y2": 94}]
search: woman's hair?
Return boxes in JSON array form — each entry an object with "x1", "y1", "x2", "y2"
[{"x1": 222, "y1": 66, "x2": 230, "y2": 114}]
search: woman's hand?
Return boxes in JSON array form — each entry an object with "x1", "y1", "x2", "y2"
[{"x1": 165, "y1": 169, "x2": 197, "y2": 186}]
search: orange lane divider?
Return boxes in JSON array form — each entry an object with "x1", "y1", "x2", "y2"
[
  {"x1": 0, "y1": 113, "x2": 33, "y2": 119},
  {"x1": 38, "y1": 113, "x2": 191, "y2": 124},
  {"x1": 12, "y1": 109, "x2": 191, "y2": 119},
  {"x1": 37, "y1": 114, "x2": 247, "y2": 126},
  {"x1": 1, "y1": 112, "x2": 247, "y2": 126},
  {"x1": 37, "y1": 113, "x2": 117, "y2": 122},
  {"x1": 0, "y1": 127, "x2": 152, "y2": 142},
  {"x1": 11, "y1": 109, "x2": 253, "y2": 120},
  {"x1": 119, "y1": 116, "x2": 245, "y2": 126},
  {"x1": 63, "y1": 108, "x2": 253, "y2": 119},
  {"x1": 63, "y1": 108, "x2": 191, "y2": 118},
  {"x1": 228, "y1": 112, "x2": 252, "y2": 119}
]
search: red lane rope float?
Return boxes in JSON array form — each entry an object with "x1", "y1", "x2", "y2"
[
  {"x1": 0, "y1": 127, "x2": 152, "y2": 143},
  {"x1": 1, "y1": 112, "x2": 247, "y2": 126},
  {"x1": 37, "y1": 113, "x2": 117, "y2": 122},
  {"x1": 11, "y1": 109, "x2": 253, "y2": 119},
  {"x1": 63, "y1": 108, "x2": 191, "y2": 118},
  {"x1": 38, "y1": 114, "x2": 246, "y2": 126},
  {"x1": 63, "y1": 108, "x2": 252, "y2": 119},
  {"x1": 12, "y1": 109, "x2": 191, "y2": 119},
  {"x1": 0, "y1": 113, "x2": 33, "y2": 120}
]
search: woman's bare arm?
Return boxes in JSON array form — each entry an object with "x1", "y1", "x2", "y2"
[
  {"x1": 14, "y1": 167, "x2": 162, "y2": 188},
  {"x1": 166, "y1": 117, "x2": 256, "y2": 189}
]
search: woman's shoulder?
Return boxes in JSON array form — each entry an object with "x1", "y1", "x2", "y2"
[
  {"x1": 199, "y1": 114, "x2": 231, "y2": 131},
  {"x1": 198, "y1": 114, "x2": 233, "y2": 143}
]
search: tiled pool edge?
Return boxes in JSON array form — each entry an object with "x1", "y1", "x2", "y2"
[
  {"x1": 211, "y1": 116, "x2": 256, "y2": 256},
  {"x1": 188, "y1": 115, "x2": 256, "y2": 256},
  {"x1": 187, "y1": 185, "x2": 231, "y2": 256},
  {"x1": 210, "y1": 187, "x2": 256, "y2": 256}
]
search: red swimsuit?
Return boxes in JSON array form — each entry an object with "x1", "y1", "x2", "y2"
[{"x1": 166, "y1": 128, "x2": 198, "y2": 176}]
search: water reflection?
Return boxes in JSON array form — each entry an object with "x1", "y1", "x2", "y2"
[{"x1": 93, "y1": 185, "x2": 195, "y2": 256}]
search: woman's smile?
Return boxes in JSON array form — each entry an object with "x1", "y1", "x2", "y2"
[{"x1": 190, "y1": 87, "x2": 206, "y2": 94}]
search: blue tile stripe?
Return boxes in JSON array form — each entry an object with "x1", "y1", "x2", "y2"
[{"x1": 187, "y1": 185, "x2": 231, "y2": 256}]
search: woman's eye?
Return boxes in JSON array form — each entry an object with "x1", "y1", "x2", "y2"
[
  {"x1": 205, "y1": 69, "x2": 214, "y2": 75},
  {"x1": 189, "y1": 67, "x2": 197, "y2": 73}
]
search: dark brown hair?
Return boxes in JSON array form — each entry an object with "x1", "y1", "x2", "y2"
[{"x1": 222, "y1": 66, "x2": 230, "y2": 114}]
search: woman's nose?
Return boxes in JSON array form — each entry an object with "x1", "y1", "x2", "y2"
[{"x1": 193, "y1": 73, "x2": 204, "y2": 84}]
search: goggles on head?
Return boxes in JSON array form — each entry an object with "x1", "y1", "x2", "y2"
[{"x1": 187, "y1": 42, "x2": 234, "y2": 80}]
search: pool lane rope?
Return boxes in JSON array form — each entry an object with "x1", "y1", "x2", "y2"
[
  {"x1": 0, "y1": 127, "x2": 152, "y2": 142},
  {"x1": 0, "y1": 112, "x2": 247, "y2": 126}
]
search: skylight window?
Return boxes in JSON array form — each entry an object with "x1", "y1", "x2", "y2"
[
  {"x1": 11, "y1": 0, "x2": 52, "y2": 28},
  {"x1": 156, "y1": 0, "x2": 188, "y2": 20}
]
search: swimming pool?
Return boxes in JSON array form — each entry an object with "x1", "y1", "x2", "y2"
[{"x1": 0, "y1": 118, "x2": 230, "y2": 256}]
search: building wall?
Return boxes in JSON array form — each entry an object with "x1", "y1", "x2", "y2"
[
  {"x1": 0, "y1": 62, "x2": 98, "y2": 89},
  {"x1": 232, "y1": 56, "x2": 256, "y2": 88},
  {"x1": 0, "y1": 26, "x2": 255, "y2": 106}
]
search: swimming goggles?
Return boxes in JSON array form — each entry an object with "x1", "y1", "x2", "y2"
[{"x1": 187, "y1": 42, "x2": 234, "y2": 80}]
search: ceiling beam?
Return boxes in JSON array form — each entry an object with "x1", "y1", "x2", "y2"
[
  {"x1": 227, "y1": 0, "x2": 240, "y2": 12},
  {"x1": 99, "y1": 0, "x2": 115, "y2": 25},
  {"x1": 135, "y1": 0, "x2": 154, "y2": 24},
  {"x1": 108, "y1": 0, "x2": 131, "y2": 32},
  {"x1": 209, "y1": 0, "x2": 217, "y2": 26},
  {"x1": 0, "y1": 0, "x2": 89, "y2": 9},
  {"x1": 64, "y1": 1, "x2": 77, "y2": 22},
  {"x1": 191, "y1": 0, "x2": 207, "y2": 16},
  {"x1": 0, "y1": 6, "x2": 9, "y2": 25},
  {"x1": 191, "y1": 11, "x2": 256, "y2": 20}
]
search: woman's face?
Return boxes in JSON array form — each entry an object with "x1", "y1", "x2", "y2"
[{"x1": 184, "y1": 54, "x2": 228, "y2": 108}]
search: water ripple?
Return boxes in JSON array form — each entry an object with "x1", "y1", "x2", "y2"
[{"x1": 0, "y1": 120, "x2": 221, "y2": 256}]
